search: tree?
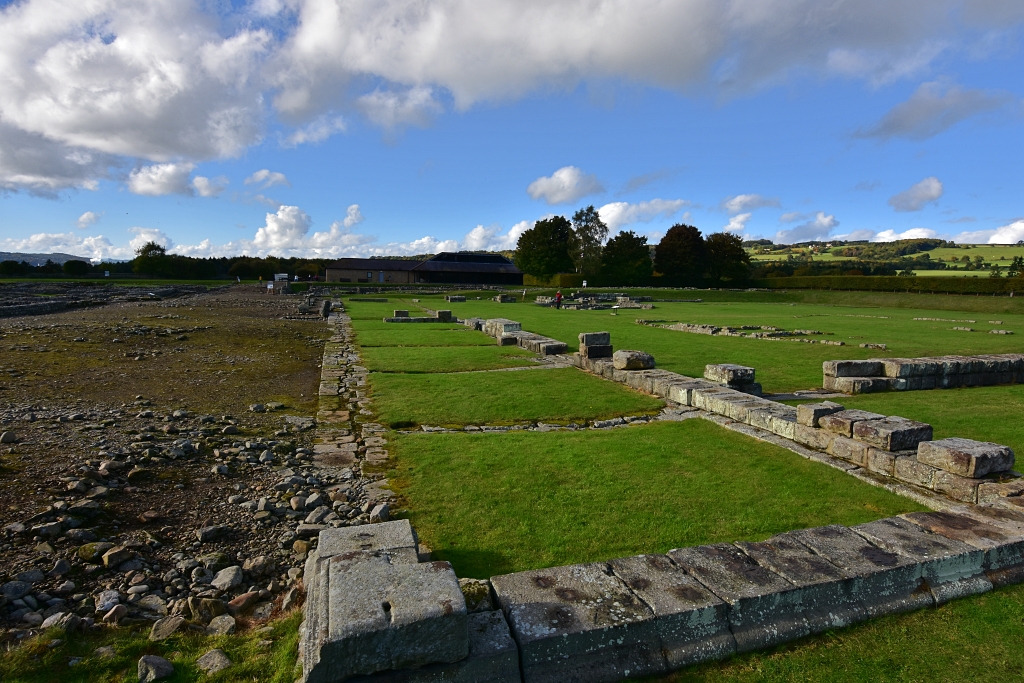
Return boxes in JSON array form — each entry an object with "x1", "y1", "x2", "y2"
[
  {"x1": 132, "y1": 241, "x2": 170, "y2": 276},
  {"x1": 569, "y1": 205, "x2": 608, "y2": 277},
  {"x1": 703, "y1": 232, "x2": 750, "y2": 283},
  {"x1": 1007, "y1": 256, "x2": 1024, "y2": 279},
  {"x1": 62, "y1": 260, "x2": 89, "y2": 277},
  {"x1": 598, "y1": 230, "x2": 652, "y2": 286},
  {"x1": 513, "y1": 217, "x2": 575, "y2": 279},
  {"x1": 654, "y1": 224, "x2": 705, "y2": 286}
]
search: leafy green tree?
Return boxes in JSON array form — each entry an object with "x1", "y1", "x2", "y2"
[
  {"x1": 0, "y1": 260, "x2": 29, "y2": 276},
  {"x1": 62, "y1": 260, "x2": 89, "y2": 277},
  {"x1": 569, "y1": 205, "x2": 608, "y2": 276},
  {"x1": 654, "y1": 224, "x2": 705, "y2": 286},
  {"x1": 513, "y1": 217, "x2": 575, "y2": 279},
  {"x1": 598, "y1": 230, "x2": 652, "y2": 286},
  {"x1": 704, "y1": 232, "x2": 751, "y2": 283},
  {"x1": 1007, "y1": 256, "x2": 1024, "y2": 278}
]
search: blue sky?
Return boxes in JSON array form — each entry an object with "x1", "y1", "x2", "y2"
[{"x1": 0, "y1": 0, "x2": 1023, "y2": 261}]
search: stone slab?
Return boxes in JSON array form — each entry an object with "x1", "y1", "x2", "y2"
[
  {"x1": 900, "y1": 511, "x2": 1024, "y2": 574},
  {"x1": 852, "y1": 417, "x2": 933, "y2": 452},
  {"x1": 317, "y1": 520, "x2": 419, "y2": 561},
  {"x1": 932, "y1": 471, "x2": 982, "y2": 504},
  {"x1": 917, "y1": 438, "x2": 1015, "y2": 478},
  {"x1": 822, "y1": 360, "x2": 883, "y2": 378},
  {"x1": 490, "y1": 562, "x2": 667, "y2": 683},
  {"x1": 796, "y1": 401, "x2": 845, "y2": 427},
  {"x1": 607, "y1": 554, "x2": 735, "y2": 669},
  {"x1": 580, "y1": 344, "x2": 613, "y2": 359},
  {"x1": 822, "y1": 377, "x2": 889, "y2": 394},
  {"x1": 704, "y1": 364, "x2": 755, "y2": 384},
  {"x1": 894, "y1": 456, "x2": 938, "y2": 489},
  {"x1": 579, "y1": 332, "x2": 611, "y2": 346},
  {"x1": 613, "y1": 350, "x2": 656, "y2": 371},
  {"x1": 819, "y1": 410, "x2": 886, "y2": 437},
  {"x1": 828, "y1": 436, "x2": 870, "y2": 466}
]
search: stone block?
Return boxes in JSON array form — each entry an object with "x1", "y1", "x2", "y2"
[
  {"x1": 792, "y1": 424, "x2": 835, "y2": 452},
  {"x1": 305, "y1": 552, "x2": 468, "y2": 683},
  {"x1": 893, "y1": 456, "x2": 937, "y2": 489},
  {"x1": 579, "y1": 332, "x2": 611, "y2": 346},
  {"x1": 977, "y1": 479, "x2": 1024, "y2": 504},
  {"x1": 852, "y1": 517, "x2": 991, "y2": 605},
  {"x1": 437, "y1": 311, "x2": 453, "y2": 322},
  {"x1": 796, "y1": 401, "x2": 845, "y2": 427},
  {"x1": 917, "y1": 438, "x2": 1015, "y2": 478},
  {"x1": 650, "y1": 373, "x2": 690, "y2": 398},
  {"x1": 787, "y1": 525, "x2": 933, "y2": 617},
  {"x1": 704, "y1": 364, "x2": 755, "y2": 384},
  {"x1": 819, "y1": 410, "x2": 886, "y2": 438},
  {"x1": 317, "y1": 521, "x2": 419, "y2": 563},
  {"x1": 613, "y1": 350, "x2": 656, "y2": 371},
  {"x1": 735, "y1": 533, "x2": 863, "y2": 633},
  {"x1": 866, "y1": 448, "x2": 908, "y2": 477},
  {"x1": 900, "y1": 511, "x2": 1024, "y2": 576},
  {"x1": 932, "y1": 471, "x2": 981, "y2": 504},
  {"x1": 852, "y1": 417, "x2": 933, "y2": 452},
  {"x1": 822, "y1": 377, "x2": 889, "y2": 394},
  {"x1": 668, "y1": 544, "x2": 807, "y2": 653},
  {"x1": 767, "y1": 414, "x2": 797, "y2": 440},
  {"x1": 667, "y1": 384, "x2": 693, "y2": 406},
  {"x1": 822, "y1": 360, "x2": 883, "y2": 378},
  {"x1": 727, "y1": 381, "x2": 762, "y2": 397},
  {"x1": 828, "y1": 437, "x2": 870, "y2": 466},
  {"x1": 580, "y1": 344, "x2": 613, "y2": 359},
  {"x1": 608, "y1": 554, "x2": 735, "y2": 669},
  {"x1": 491, "y1": 562, "x2": 667, "y2": 683},
  {"x1": 393, "y1": 310, "x2": 409, "y2": 317}
]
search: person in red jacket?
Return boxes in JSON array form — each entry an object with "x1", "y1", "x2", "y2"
[{"x1": 555, "y1": 290, "x2": 562, "y2": 309}]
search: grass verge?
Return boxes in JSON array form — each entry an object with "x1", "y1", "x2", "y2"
[{"x1": 360, "y1": 345, "x2": 538, "y2": 373}]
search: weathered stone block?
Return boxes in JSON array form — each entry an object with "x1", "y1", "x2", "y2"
[
  {"x1": 796, "y1": 401, "x2": 845, "y2": 427},
  {"x1": 608, "y1": 554, "x2": 735, "y2": 670},
  {"x1": 977, "y1": 479, "x2": 1024, "y2": 504},
  {"x1": 852, "y1": 517, "x2": 991, "y2": 604},
  {"x1": 704, "y1": 364, "x2": 754, "y2": 384},
  {"x1": 613, "y1": 350, "x2": 656, "y2": 371},
  {"x1": 667, "y1": 384, "x2": 693, "y2": 406},
  {"x1": 893, "y1": 456, "x2": 937, "y2": 489},
  {"x1": 436, "y1": 311, "x2": 453, "y2": 322},
  {"x1": 819, "y1": 410, "x2": 886, "y2": 438},
  {"x1": 822, "y1": 377, "x2": 889, "y2": 394},
  {"x1": 305, "y1": 553, "x2": 468, "y2": 683},
  {"x1": 917, "y1": 438, "x2": 1015, "y2": 478},
  {"x1": 491, "y1": 562, "x2": 667, "y2": 683},
  {"x1": 792, "y1": 424, "x2": 835, "y2": 452},
  {"x1": 932, "y1": 471, "x2": 981, "y2": 503},
  {"x1": 901, "y1": 511, "x2": 1024, "y2": 576},
  {"x1": 579, "y1": 332, "x2": 611, "y2": 346},
  {"x1": 865, "y1": 448, "x2": 908, "y2": 477},
  {"x1": 668, "y1": 544, "x2": 807, "y2": 653},
  {"x1": 580, "y1": 344, "x2": 613, "y2": 359},
  {"x1": 317, "y1": 521, "x2": 420, "y2": 564},
  {"x1": 828, "y1": 437, "x2": 870, "y2": 466},
  {"x1": 822, "y1": 360, "x2": 883, "y2": 378},
  {"x1": 852, "y1": 417, "x2": 933, "y2": 452},
  {"x1": 393, "y1": 310, "x2": 409, "y2": 317}
]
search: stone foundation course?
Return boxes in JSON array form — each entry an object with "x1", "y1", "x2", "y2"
[{"x1": 823, "y1": 354, "x2": 1024, "y2": 393}]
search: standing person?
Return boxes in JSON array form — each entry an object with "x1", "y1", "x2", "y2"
[{"x1": 555, "y1": 290, "x2": 562, "y2": 309}]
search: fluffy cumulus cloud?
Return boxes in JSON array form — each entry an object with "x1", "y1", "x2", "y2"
[
  {"x1": 724, "y1": 213, "x2": 752, "y2": 233},
  {"x1": 856, "y1": 81, "x2": 1015, "y2": 141},
  {"x1": 598, "y1": 199, "x2": 689, "y2": 231},
  {"x1": 76, "y1": 211, "x2": 101, "y2": 229},
  {"x1": 889, "y1": 176, "x2": 943, "y2": 212},
  {"x1": 872, "y1": 227, "x2": 938, "y2": 242},
  {"x1": 192, "y1": 176, "x2": 228, "y2": 197},
  {"x1": 341, "y1": 204, "x2": 364, "y2": 228},
  {"x1": 721, "y1": 194, "x2": 779, "y2": 214},
  {"x1": 0, "y1": 225, "x2": 172, "y2": 262},
  {"x1": 775, "y1": 212, "x2": 839, "y2": 243},
  {"x1": 462, "y1": 221, "x2": 533, "y2": 252},
  {"x1": 356, "y1": 87, "x2": 443, "y2": 130},
  {"x1": 284, "y1": 114, "x2": 347, "y2": 147},
  {"x1": 953, "y1": 220, "x2": 1024, "y2": 244},
  {"x1": 128, "y1": 163, "x2": 196, "y2": 196},
  {"x1": 245, "y1": 169, "x2": 291, "y2": 189},
  {"x1": 527, "y1": 166, "x2": 604, "y2": 205}
]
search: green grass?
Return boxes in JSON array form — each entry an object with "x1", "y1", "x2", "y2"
[
  {"x1": 370, "y1": 367, "x2": 663, "y2": 426},
  {"x1": 354, "y1": 326, "x2": 497, "y2": 347},
  {"x1": 0, "y1": 611, "x2": 302, "y2": 683},
  {"x1": 642, "y1": 582, "x2": 1024, "y2": 682},
  {"x1": 360, "y1": 344, "x2": 538, "y2": 373},
  {"x1": 388, "y1": 420, "x2": 924, "y2": 578}
]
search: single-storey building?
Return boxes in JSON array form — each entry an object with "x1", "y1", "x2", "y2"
[{"x1": 325, "y1": 252, "x2": 523, "y2": 285}]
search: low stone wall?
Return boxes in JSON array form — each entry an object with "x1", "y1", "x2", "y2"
[
  {"x1": 467, "y1": 317, "x2": 568, "y2": 355},
  {"x1": 383, "y1": 310, "x2": 454, "y2": 323},
  {"x1": 823, "y1": 354, "x2": 1024, "y2": 393}
]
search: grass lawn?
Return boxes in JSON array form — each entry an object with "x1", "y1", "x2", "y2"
[
  {"x1": 360, "y1": 344, "x2": 538, "y2": 373},
  {"x1": 370, "y1": 367, "x2": 663, "y2": 426},
  {"x1": 643, "y1": 582, "x2": 1024, "y2": 682},
  {"x1": 387, "y1": 420, "x2": 924, "y2": 579},
  {"x1": 354, "y1": 326, "x2": 497, "y2": 347}
]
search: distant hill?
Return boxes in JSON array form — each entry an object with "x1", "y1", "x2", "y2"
[{"x1": 0, "y1": 252, "x2": 92, "y2": 266}]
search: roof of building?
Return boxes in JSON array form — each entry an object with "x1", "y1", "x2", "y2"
[
  {"x1": 327, "y1": 252, "x2": 521, "y2": 273},
  {"x1": 324, "y1": 258, "x2": 421, "y2": 271}
]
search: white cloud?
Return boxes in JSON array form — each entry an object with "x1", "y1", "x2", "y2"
[
  {"x1": 253, "y1": 205, "x2": 313, "y2": 250},
  {"x1": 341, "y1": 204, "x2": 364, "y2": 228},
  {"x1": 0, "y1": 121, "x2": 116, "y2": 195},
  {"x1": 843, "y1": 229, "x2": 878, "y2": 241},
  {"x1": 598, "y1": 199, "x2": 689, "y2": 231},
  {"x1": 0, "y1": 225, "x2": 171, "y2": 262},
  {"x1": 722, "y1": 194, "x2": 779, "y2": 214},
  {"x1": 779, "y1": 211, "x2": 806, "y2": 223},
  {"x1": 826, "y1": 42, "x2": 948, "y2": 87},
  {"x1": 953, "y1": 220, "x2": 1024, "y2": 245},
  {"x1": 128, "y1": 163, "x2": 195, "y2": 196},
  {"x1": 872, "y1": 228, "x2": 938, "y2": 242},
  {"x1": 775, "y1": 212, "x2": 839, "y2": 243},
  {"x1": 889, "y1": 176, "x2": 943, "y2": 212},
  {"x1": 856, "y1": 81, "x2": 1014, "y2": 141},
  {"x1": 356, "y1": 87, "x2": 442, "y2": 130},
  {"x1": 527, "y1": 166, "x2": 604, "y2": 205},
  {"x1": 76, "y1": 211, "x2": 101, "y2": 229},
  {"x1": 192, "y1": 175, "x2": 228, "y2": 197},
  {"x1": 462, "y1": 221, "x2": 532, "y2": 252},
  {"x1": 284, "y1": 114, "x2": 347, "y2": 147},
  {"x1": 245, "y1": 169, "x2": 291, "y2": 189},
  {"x1": 724, "y1": 212, "x2": 752, "y2": 233}
]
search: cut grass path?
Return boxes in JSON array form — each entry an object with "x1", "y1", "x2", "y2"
[
  {"x1": 360, "y1": 344, "x2": 537, "y2": 373},
  {"x1": 371, "y1": 367, "x2": 663, "y2": 426},
  {"x1": 388, "y1": 420, "x2": 923, "y2": 579}
]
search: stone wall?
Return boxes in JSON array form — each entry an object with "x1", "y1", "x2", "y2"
[
  {"x1": 823, "y1": 354, "x2": 1024, "y2": 394},
  {"x1": 467, "y1": 317, "x2": 568, "y2": 355}
]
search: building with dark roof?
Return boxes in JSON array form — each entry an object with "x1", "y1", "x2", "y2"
[{"x1": 325, "y1": 252, "x2": 523, "y2": 285}]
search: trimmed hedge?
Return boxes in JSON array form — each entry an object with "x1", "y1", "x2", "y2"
[{"x1": 752, "y1": 275, "x2": 1023, "y2": 295}]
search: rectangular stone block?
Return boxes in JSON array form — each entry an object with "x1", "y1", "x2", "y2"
[
  {"x1": 828, "y1": 436, "x2": 870, "y2": 466},
  {"x1": 977, "y1": 480, "x2": 1024, "y2": 504},
  {"x1": 437, "y1": 310, "x2": 453, "y2": 322},
  {"x1": 667, "y1": 383, "x2": 693, "y2": 406},
  {"x1": 917, "y1": 438, "x2": 1015, "y2": 478},
  {"x1": 866, "y1": 448, "x2": 909, "y2": 477},
  {"x1": 792, "y1": 423, "x2": 835, "y2": 452},
  {"x1": 901, "y1": 511, "x2": 1024, "y2": 575},
  {"x1": 852, "y1": 417, "x2": 933, "y2": 452},
  {"x1": 668, "y1": 544, "x2": 807, "y2": 653},
  {"x1": 853, "y1": 517, "x2": 991, "y2": 605},
  {"x1": 580, "y1": 344, "x2": 613, "y2": 359},
  {"x1": 704, "y1": 364, "x2": 755, "y2": 384},
  {"x1": 491, "y1": 563, "x2": 667, "y2": 683},
  {"x1": 823, "y1": 376, "x2": 889, "y2": 394},
  {"x1": 932, "y1": 471, "x2": 981, "y2": 503},
  {"x1": 822, "y1": 360, "x2": 883, "y2": 378},
  {"x1": 393, "y1": 310, "x2": 409, "y2": 317},
  {"x1": 650, "y1": 373, "x2": 691, "y2": 398},
  {"x1": 768, "y1": 414, "x2": 797, "y2": 440},
  {"x1": 608, "y1": 554, "x2": 735, "y2": 669},
  {"x1": 893, "y1": 456, "x2": 937, "y2": 489},
  {"x1": 819, "y1": 410, "x2": 886, "y2": 438},
  {"x1": 317, "y1": 520, "x2": 419, "y2": 561},
  {"x1": 796, "y1": 401, "x2": 845, "y2": 427},
  {"x1": 579, "y1": 331, "x2": 611, "y2": 346},
  {"x1": 305, "y1": 553, "x2": 468, "y2": 683},
  {"x1": 787, "y1": 525, "x2": 933, "y2": 617},
  {"x1": 613, "y1": 350, "x2": 656, "y2": 370}
]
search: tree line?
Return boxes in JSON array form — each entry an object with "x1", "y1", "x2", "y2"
[{"x1": 513, "y1": 206, "x2": 750, "y2": 286}]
